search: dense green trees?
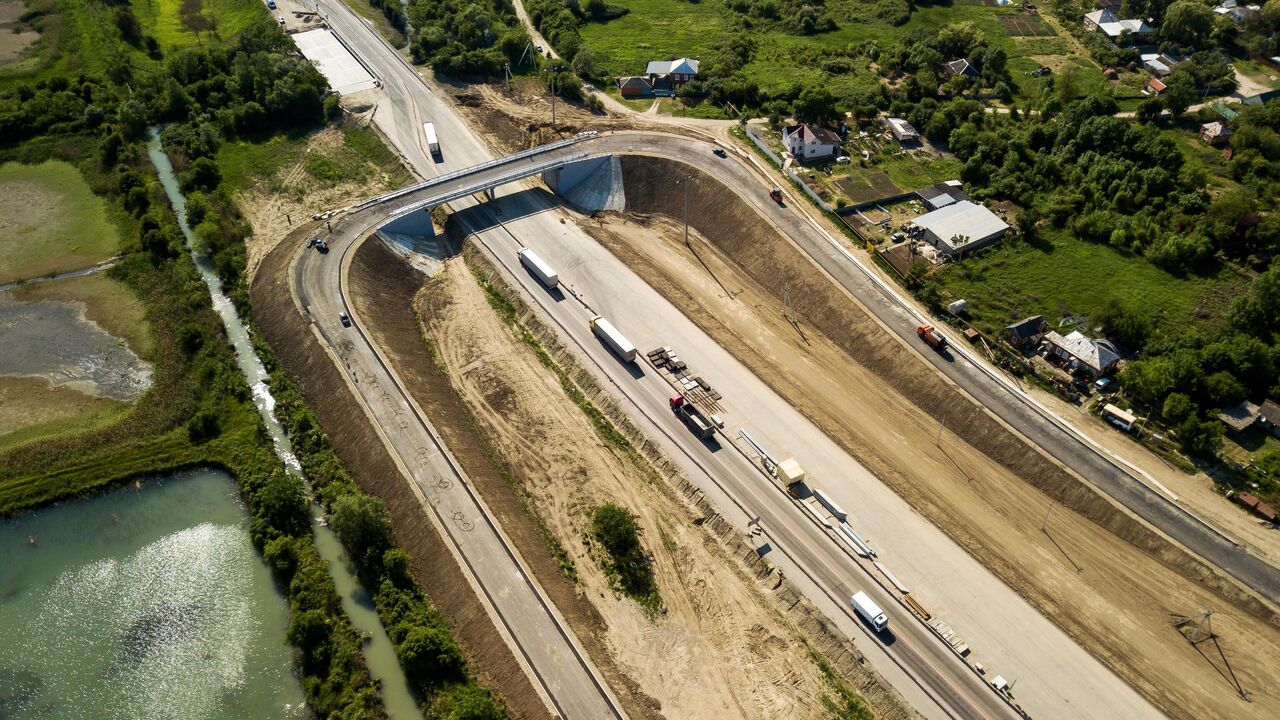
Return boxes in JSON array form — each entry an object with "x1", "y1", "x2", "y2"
[
  {"x1": 409, "y1": 0, "x2": 531, "y2": 76},
  {"x1": 1162, "y1": 1, "x2": 1215, "y2": 45},
  {"x1": 591, "y1": 503, "x2": 659, "y2": 606}
]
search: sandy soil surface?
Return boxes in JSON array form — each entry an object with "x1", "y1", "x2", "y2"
[
  {"x1": 581, "y1": 203, "x2": 1280, "y2": 720},
  {"x1": 0, "y1": 376, "x2": 122, "y2": 448},
  {"x1": 0, "y1": 0, "x2": 38, "y2": 66},
  {"x1": 237, "y1": 124, "x2": 407, "y2": 282},
  {"x1": 416, "y1": 250, "x2": 859, "y2": 720},
  {"x1": 448, "y1": 80, "x2": 734, "y2": 158}
]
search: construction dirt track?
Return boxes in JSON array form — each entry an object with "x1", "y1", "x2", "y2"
[{"x1": 573, "y1": 154, "x2": 1280, "y2": 720}]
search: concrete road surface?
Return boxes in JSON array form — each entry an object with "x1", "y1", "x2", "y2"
[{"x1": 298, "y1": 3, "x2": 1176, "y2": 718}]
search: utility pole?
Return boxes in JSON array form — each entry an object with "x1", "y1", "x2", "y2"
[
  {"x1": 503, "y1": 62, "x2": 512, "y2": 95},
  {"x1": 1041, "y1": 499, "x2": 1055, "y2": 531},
  {"x1": 550, "y1": 73, "x2": 557, "y2": 125},
  {"x1": 935, "y1": 417, "x2": 945, "y2": 447},
  {"x1": 683, "y1": 179, "x2": 689, "y2": 247}
]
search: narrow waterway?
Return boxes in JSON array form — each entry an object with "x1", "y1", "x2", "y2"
[
  {"x1": 0, "y1": 470, "x2": 306, "y2": 720},
  {"x1": 147, "y1": 129, "x2": 421, "y2": 720}
]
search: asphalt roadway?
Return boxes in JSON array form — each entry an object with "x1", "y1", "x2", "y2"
[{"x1": 292, "y1": 2, "x2": 1225, "y2": 718}]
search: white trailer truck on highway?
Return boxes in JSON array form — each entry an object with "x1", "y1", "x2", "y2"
[
  {"x1": 589, "y1": 315, "x2": 636, "y2": 363},
  {"x1": 517, "y1": 247, "x2": 559, "y2": 288},
  {"x1": 852, "y1": 591, "x2": 889, "y2": 632},
  {"x1": 423, "y1": 122, "x2": 440, "y2": 157}
]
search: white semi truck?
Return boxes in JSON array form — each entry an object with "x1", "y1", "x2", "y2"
[
  {"x1": 589, "y1": 315, "x2": 636, "y2": 363},
  {"x1": 423, "y1": 122, "x2": 440, "y2": 157},
  {"x1": 517, "y1": 247, "x2": 559, "y2": 288},
  {"x1": 851, "y1": 591, "x2": 888, "y2": 632}
]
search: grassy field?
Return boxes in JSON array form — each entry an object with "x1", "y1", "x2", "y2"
[
  {"x1": 0, "y1": 160, "x2": 123, "y2": 284},
  {"x1": 580, "y1": 0, "x2": 1098, "y2": 101},
  {"x1": 935, "y1": 228, "x2": 1246, "y2": 340},
  {"x1": 132, "y1": 0, "x2": 265, "y2": 51},
  {"x1": 1, "y1": 0, "x2": 264, "y2": 85}
]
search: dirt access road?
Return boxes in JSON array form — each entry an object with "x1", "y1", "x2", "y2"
[
  {"x1": 410, "y1": 247, "x2": 909, "y2": 720},
  {"x1": 579, "y1": 199, "x2": 1280, "y2": 720}
]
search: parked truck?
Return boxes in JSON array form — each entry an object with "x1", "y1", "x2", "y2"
[
  {"x1": 669, "y1": 394, "x2": 715, "y2": 440},
  {"x1": 589, "y1": 315, "x2": 636, "y2": 363},
  {"x1": 916, "y1": 323, "x2": 948, "y2": 352},
  {"x1": 851, "y1": 591, "x2": 889, "y2": 632},
  {"x1": 517, "y1": 247, "x2": 559, "y2": 288},
  {"x1": 423, "y1": 122, "x2": 440, "y2": 157}
]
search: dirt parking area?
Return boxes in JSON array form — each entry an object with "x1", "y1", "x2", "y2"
[
  {"x1": 580, "y1": 171, "x2": 1280, "y2": 720},
  {"x1": 415, "y1": 248, "x2": 885, "y2": 720}
]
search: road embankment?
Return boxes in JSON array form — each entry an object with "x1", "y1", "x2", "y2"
[
  {"x1": 250, "y1": 228, "x2": 550, "y2": 720},
  {"x1": 600, "y1": 154, "x2": 1280, "y2": 720}
]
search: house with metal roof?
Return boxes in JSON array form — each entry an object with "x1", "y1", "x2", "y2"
[
  {"x1": 910, "y1": 200, "x2": 1009, "y2": 256},
  {"x1": 1043, "y1": 330, "x2": 1120, "y2": 377},
  {"x1": 1082, "y1": 8, "x2": 1152, "y2": 39},
  {"x1": 916, "y1": 181, "x2": 968, "y2": 211}
]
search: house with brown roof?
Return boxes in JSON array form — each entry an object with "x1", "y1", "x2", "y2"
[{"x1": 783, "y1": 123, "x2": 841, "y2": 161}]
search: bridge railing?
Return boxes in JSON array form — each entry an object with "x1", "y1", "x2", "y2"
[
  {"x1": 385, "y1": 152, "x2": 591, "y2": 219},
  {"x1": 335, "y1": 131, "x2": 599, "y2": 217}
]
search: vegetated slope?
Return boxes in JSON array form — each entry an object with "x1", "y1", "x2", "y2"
[{"x1": 603, "y1": 154, "x2": 1280, "y2": 720}]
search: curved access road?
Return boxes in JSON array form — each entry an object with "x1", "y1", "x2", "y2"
[{"x1": 296, "y1": 132, "x2": 1026, "y2": 720}]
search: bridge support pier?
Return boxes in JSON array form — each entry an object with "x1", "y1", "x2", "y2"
[
  {"x1": 379, "y1": 208, "x2": 436, "y2": 239},
  {"x1": 483, "y1": 187, "x2": 495, "y2": 201}
]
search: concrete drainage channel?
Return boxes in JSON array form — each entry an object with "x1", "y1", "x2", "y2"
[{"x1": 643, "y1": 343, "x2": 1031, "y2": 717}]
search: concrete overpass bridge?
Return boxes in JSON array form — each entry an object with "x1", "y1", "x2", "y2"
[{"x1": 318, "y1": 130, "x2": 622, "y2": 237}]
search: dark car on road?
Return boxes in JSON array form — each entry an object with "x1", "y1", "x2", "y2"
[{"x1": 338, "y1": 312, "x2": 351, "y2": 327}]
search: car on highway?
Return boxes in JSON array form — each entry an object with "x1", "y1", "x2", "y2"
[
  {"x1": 338, "y1": 312, "x2": 351, "y2": 327},
  {"x1": 713, "y1": 147, "x2": 727, "y2": 158},
  {"x1": 278, "y1": 15, "x2": 286, "y2": 25},
  {"x1": 266, "y1": 0, "x2": 275, "y2": 7},
  {"x1": 314, "y1": 237, "x2": 328, "y2": 253}
]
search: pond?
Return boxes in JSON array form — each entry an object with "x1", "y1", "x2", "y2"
[{"x1": 0, "y1": 470, "x2": 307, "y2": 720}]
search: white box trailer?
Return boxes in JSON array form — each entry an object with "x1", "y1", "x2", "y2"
[
  {"x1": 589, "y1": 315, "x2": 636, "y2": 363},
  {"x1": 423, "y1": 122, "x2": 439, "y2": 156},
  {"x1": 517, "y1": 247, "x2": 559, "y2": 288},
  {"x1": 851, "y1": 590, "x2": 888, "y2": 631},
  {"x1": 777, "y1": 458, "x2": 806, "y2": 486}
]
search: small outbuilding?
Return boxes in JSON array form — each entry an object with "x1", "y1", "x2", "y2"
[
  {"x1": 1217, "y1": 400, "x2": 1261, "y2": 433},
  {"x1": 916, "y1": 181, "x2": 969, "y2": 211},
  {"x1": 1259, "y1": 399, "x2": 1280, "y2": 437},
  {"x1": 910, "y1": 200, "x2": 1009, "y2": 257},
  {"x1": 943, "y1": 59, "x2": 977, "y2": 78},
  {"x1": 1201, "y1": 121, "x2": 1232, "y2": 146},
  {"x1": 616, "y1": 76, "x2": 653, "y2": 98},
  {"x1": 885, "y1": 117, "x2": 919, "y2": 142}
]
